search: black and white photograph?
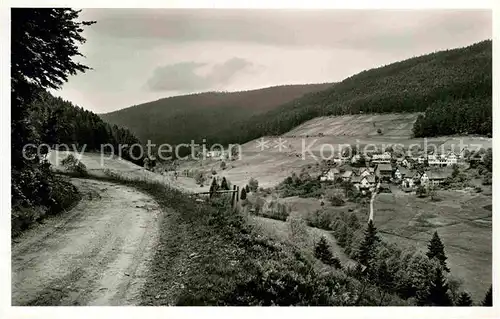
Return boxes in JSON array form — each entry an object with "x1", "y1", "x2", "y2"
[{"x1": 2, "y1": 1, "x2": 497, "y2": 317}]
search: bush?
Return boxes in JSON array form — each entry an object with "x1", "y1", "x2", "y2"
[
  {"x1": 194, "y1": 171, "x2": 206, "y2": 185},
  {"x1": 256, "y1": 200, "x2": 290, "y2": 221},
  {"x1": 248, "y1": 177, "x2": 259, "y2": 192},
  {"x1": 326, "y1": 189, "x2": 345, "y2": 206},
  {"x1": 306, "y1": 209, "x2": 334, "y2": 230},
  {"x1": 61, "y1": 154, "x2": 88, "y2": 177}
]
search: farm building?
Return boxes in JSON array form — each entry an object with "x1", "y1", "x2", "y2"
[
  {"x1": 426, "y1": 171, "x2": 450, "y2": 186},
  {"x1": 377, "y1": 163, "x2": 393, "y2": 180},
  {"x1": 320, "y1": 168, "x2": 340, "y2": 182},
  {"x1": 371, "y1": 152, "x2": 391, "y2": 164},
  {"x1": 394, "y1": 167, "x2": 411, "y2": 180},
  {"x1": 341, "y1": 170, "x2": 353, "y2": 181}
]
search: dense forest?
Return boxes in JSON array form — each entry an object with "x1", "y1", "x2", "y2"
[
  {"x1": 33, "y1": 91, "x2": 142, "y2": 162},
  {"x1": 100, "y1": 83, "x2": 333, "y2": 145},
  {"x1": 205, "y1": 40, "x2": 491, "y2": 145}
]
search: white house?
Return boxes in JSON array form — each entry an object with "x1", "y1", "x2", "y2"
[
  {"x1": 372, "y1": 152, "x2": 391, "y2": 164},
  {"x1": 446, "y1": 153, "x2": 458, "y2": 166},
  {"x1": 428, "y1": 154, "x2": 447, "y2": 167},
  {"x1": 320, "y1": 168, "x2": 339, "y2": 182},
  {"x1": 359, "y1": 167, "x2": 372, "y2": 178}
]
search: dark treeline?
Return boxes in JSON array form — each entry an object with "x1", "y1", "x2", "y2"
[
  {"x1": 207, "y1": 40, "x2": 491, "y2": 145},
  {"x1": 33, "y1": 91, "x2": 142, "y2": 163}
]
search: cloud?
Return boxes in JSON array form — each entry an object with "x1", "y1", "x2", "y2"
[
  {"x1": 146, "y1": 57, "x2": 257, "y2": 92},
  {"x1": 83, "y1": 9, "x2": 491, "y2": 52}
]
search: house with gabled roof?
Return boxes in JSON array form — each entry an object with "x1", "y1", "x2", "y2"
[
  {"x1": 427, "y1": 171, "x2": 450, "y2": 186},
  {"x1": 394, "y1": 167, "x2": 410, "y2": 180},
  {"x1": 341, "y1": 170, "x2": 353, "y2": 182},
  {"x1": 352, "y1": 175, "x2": 376, "y2": 190},
  {"x1": 377, "y1": 163, "x2": 393, "y2": 180},
  {"x1": 359, "y1": 167, "x2": 372, "y2": 178}
]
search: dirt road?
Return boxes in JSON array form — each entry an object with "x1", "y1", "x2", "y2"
[{"x1": 11, "y1": 178, "x2": 161, "y2": 306}]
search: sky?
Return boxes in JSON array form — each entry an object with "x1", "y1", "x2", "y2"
[{"x1": 53, "y1": 9, "x2": 492, "y2": 114}]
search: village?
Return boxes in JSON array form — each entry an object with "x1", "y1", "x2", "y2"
[{"x1": 313, "y1": 146, "x2": 490, "y2": 196}]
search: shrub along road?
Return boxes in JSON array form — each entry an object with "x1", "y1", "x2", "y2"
[{"x1": 11, "y1": 178, "x2": 161, "y2": 306}]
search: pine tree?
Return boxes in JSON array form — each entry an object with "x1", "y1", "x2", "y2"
[
  {"x1": 482, "y1": 285, "x2": 492, "y2": 306},
  {"x1": 456, "y1": 292, "x2": 473, "y2": 306},
  {"x1": 240, "y1": 187, "x2": 247, "y2": 200},
  {"x1": 221, "y1": 177, "x2": 229, "y2": 190},
  {"x1": 426, "y1": 231, "x2": 450, "y2": 272},
  {"x1": 314, "y1": 236, "x2": 341, "y2": 268},
  {"x1": 357, "y1": 220, "x2": 380, "y2": 268},
  {"x1": 209, "y1": 177, "x2": 218, "y2": 198},
  {"x1": 417, "y1": 266, "x2": 453, "y2": 306},
  {"x1": 245, "y1": 184, "x2": 250, "y2": 193}
]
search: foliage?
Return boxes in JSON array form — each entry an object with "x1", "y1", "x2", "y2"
[
  {"x1": 326, "y1": 188, "x2": 345, "y2": 206},
  {"x1": 220, "y1": 177, "x2": 229, "y2": 190},
  {"x1": 482, "y1": 285, "x2": 492, "y2": 306},
  {"x1": 61, "y1": 154, "x2": 88, "y2": 177},
  {"x1": 253, "y1": 200, "x2": 290, "y2": 221},
  {"x1": 194, "y1": 171, "x2": 206, "y2": 186},
  {"x1": 416, "y1": 266, "x2": 453, "y2": 306},
  {"x1": 416, "y1": 185, "x2": 427, "y2": 197},
  {"x1": 357, "y1": 220, "x2": 381, "y2": 269},
  {"x1": 276, "y1": 172, "x2": 324, "y2": 198},
  {"x1": 220, "y1": 161, "x2": 226, "y2": 170},
  {"x1": 426, "y1": 231, "x2": 450, "y2": 272},
  {"x1": 11, "y1": 9, "x2": 100, "y2": 235},
  {"x1": 248, "y1": 177, "x2": 259, "y2": 193},
  {"x1": 456, "y1": 292, "x2": 473, "y2": 306},
  {"x1": 240, "y1": 187, "x2": 247, "y2": 200},
  {"x1": 314, "y1": 236, "x2": 342, "y2": 269},
  {"x1": 203, "y1": 40, "x2": 491, "y2": 146},
  {"x1": 245, "y1": 184, "x2": 250, "y2": 193},
  {"x1": 101, "y1": 83, "x2": 332, "y2": 148}
]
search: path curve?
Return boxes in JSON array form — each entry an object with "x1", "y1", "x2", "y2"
[{"x1": 11, "y1": 178, "x2": 161, "y2": 306}]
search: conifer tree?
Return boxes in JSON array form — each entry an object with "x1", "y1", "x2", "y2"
[
  {"x1": 456, "y1": 292, "x2": 473, "y2": 306},
  {"x1": 426, "y1": 231, "x2": 450, "y2": 272},
  {"x1": 209, "y1": 177, "x2": 218, "y2": 198},
  {"x1": 357, "y1": 220, "x2": 380, "y2": 268},
  {"x1": 417, "y1": 266, "x2": 453, "y2": 306},
  {"x1": 221, "y1": 177, "x2": 229, "y2": 190},
  {"x1": 314, "y1": 236, "x2": 341, "y2": 268},
  {"x1": 245, "y1": 184, "x2": 250, "y2": 193},
  {"x1": 482, "y1": 285, "x2": 492, "y2": 306},
  {"x1": 240, "y1": 187, "x2": 247, "y2": 200}
]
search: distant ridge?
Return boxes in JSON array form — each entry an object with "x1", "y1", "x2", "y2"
[{"x1": 100, "y1": 83, "x2": 334, "y2": 145}]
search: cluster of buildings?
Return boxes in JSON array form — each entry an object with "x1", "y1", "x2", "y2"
[{"x1": 318, "y1": 148, "x2": 484, "y2": 193}]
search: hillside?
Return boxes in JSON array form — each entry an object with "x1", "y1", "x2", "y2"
[
  {"x1": 100, "y1": 83, "x2": 333, "y2": 145},
  {"x1": 209, "y1": 40, "x2": 492, "y2": 145}
]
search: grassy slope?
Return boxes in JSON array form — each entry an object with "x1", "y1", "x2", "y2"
[
  {"x1": 100, "y1": 83, "x2": 333, "y2": 145},
  {"x1": 212, "y1": 40, "x2": 492, "y2": 145},
  {"x1": 80, "y1": 170, "x2": 407, "y2": 306}
]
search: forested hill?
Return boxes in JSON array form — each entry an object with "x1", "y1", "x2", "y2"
[
  {"x1": 100, "y1": 83, "x2": 333, "y2": 145},
  {"x1": 208, "y1": 40, "x2": 492, "y2": 145},
  {"x1": 32, "y1": 91, "x2": 143, "y2": 163}
]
